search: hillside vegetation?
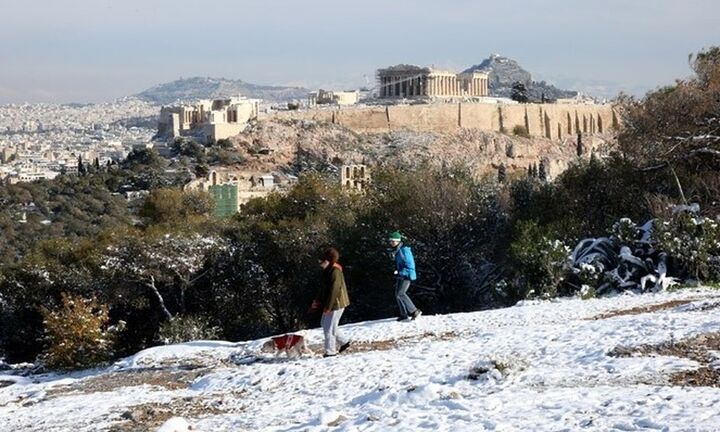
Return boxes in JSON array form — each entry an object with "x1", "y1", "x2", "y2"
[{"x1": 0, "y1": 47, "x2": 718, "y2": 371}]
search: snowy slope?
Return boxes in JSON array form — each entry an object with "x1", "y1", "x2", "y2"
[{"x1": 2, "y1": 288, "x2": 720, "y2": 431}]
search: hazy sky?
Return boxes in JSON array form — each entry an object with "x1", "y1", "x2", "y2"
[{"x1": 1, "y1": 0, "x2": 718, "y2": 103}]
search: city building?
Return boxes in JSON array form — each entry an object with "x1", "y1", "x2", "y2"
[
  {"x1": 376, "y1": 65, "x2": 489, "y2": 99},
  {"x1": 184, "y1": 168, "x2": 295, "y2": 216}
]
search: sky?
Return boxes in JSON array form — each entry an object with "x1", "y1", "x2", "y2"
[{"x1": 0, "y1": 0, "x2": 718, "y2": 104}]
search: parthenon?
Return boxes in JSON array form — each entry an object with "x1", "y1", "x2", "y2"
[{"x1": 376, "y1": 65, "x2": 489, "y2": 99}]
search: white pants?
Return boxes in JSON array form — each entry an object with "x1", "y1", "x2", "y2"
[{"x1": 321, "y1": 308, "x2": 347, "y2": 355}]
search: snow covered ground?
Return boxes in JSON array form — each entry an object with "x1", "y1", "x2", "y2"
[{"x1": 2, "y1": 288, "x2": 720, "y2": 431}]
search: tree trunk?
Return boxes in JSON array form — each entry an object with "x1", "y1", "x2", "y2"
[{"x1": 146, "y1": 275, "x2": 173, "y2": 321}]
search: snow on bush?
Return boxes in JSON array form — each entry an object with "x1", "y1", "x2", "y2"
[
  {"x1": 655, "y1": 209, "x2": 720, "y2": 280},
  {"x1": 157, "y1": 315, "x2": 221, "y2": 345}
]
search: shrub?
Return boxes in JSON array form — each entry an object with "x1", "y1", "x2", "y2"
[
  {"x1": 655, "y1": 210, "x2": 720, "y2": 280},
  {"x1": 510, "y1": 220, "x2": 571, "y2": 298},
  {"x1": 157, "y1": 315, "x2": 221, "y2": 345},
  {"x1": 40, "y1": 293, "x2": 124, "y2": 370},
  {"x1": 512, "y1": 125, "x2": 529, "y2": 138}
]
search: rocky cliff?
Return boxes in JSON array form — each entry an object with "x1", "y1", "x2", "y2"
[{"x1": 227, "y1": 118, "x2": 613, "y2": 180}]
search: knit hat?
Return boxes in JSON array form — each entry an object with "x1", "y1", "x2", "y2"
[{"x1": 388, "y1": 231, "x2": 402, "y2": 242}]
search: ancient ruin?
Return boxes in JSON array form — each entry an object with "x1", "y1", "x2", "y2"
[
  {"x1": 340, "y1": 164, "x2": 369, "y2": 190},
  {"x1": 308, "y1": 89, "x2": 359, "y2": 106},
  {"x1": 158, "y1": 97, "x2": 260, "y2": 144},
  {"x1": 376, "y1": 65, "x2": 489, "y2": 99}
]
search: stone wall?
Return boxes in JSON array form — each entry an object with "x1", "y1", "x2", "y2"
[
  {"x1": 388, "y1": 104, "x2": 459, "y2": 132},
  {"x1": 264, "y1": 103, "x2": 618, "y2": 139}
]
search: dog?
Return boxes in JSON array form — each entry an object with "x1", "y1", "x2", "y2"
[{"x1": 260, "y1": 332, "x2": 313, "y2": 358}]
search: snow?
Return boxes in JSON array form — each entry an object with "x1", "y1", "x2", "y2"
[
  {"x1": 156, "y1": 417, "x2": 192, "y2": 432},
  {"x1": 2, "y1": 288, "x2": 720, "y2": 431}
]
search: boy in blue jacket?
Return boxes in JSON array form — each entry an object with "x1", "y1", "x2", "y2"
[{"x1": 388, "y1": 231, "x2": 422, "y2": 321}]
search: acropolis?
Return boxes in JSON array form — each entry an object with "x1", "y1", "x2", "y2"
[{"x1": 376, "y1": 65, "x2": 489, "y2": 99}]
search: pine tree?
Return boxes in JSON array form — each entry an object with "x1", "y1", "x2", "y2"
[
  {"x1": 510, "y1": 82, "x2": 529, "y2": 103},
  {"x1": 576, "y1": 133, "x2": 584, "y2": 157},
  {"x1": 77, "y1": 156, "x2": 86, "y2": 175},
  {"x1": 497, "y1": 164, "x2": 507, "y2": 183}
]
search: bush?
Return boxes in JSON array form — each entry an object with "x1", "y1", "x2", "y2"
[
  {"x1": 655, "y1": 210, "x2": 720, "y2": 280},
  {"x1": 510, "y1": 220, "x2": 571, "y2": 298},
  {"x1": 157, "y1": 315, "x2": 221, "y2": 345},
  {"x1": 40, "y1": 293, "x2": 124, "y2": 370},
  {"x1": 512, "y1": 125, "x2": 529, "y2": 138}
]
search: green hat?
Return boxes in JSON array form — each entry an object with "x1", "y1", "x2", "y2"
[{"x1": 388, "y1": 231, "x2": 402, "y2": 241}]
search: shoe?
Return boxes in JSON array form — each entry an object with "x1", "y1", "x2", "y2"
[
  {"x1": 339, "y1": 341, "x2": 352, "y2": 353},
  {"x1": 323, "y1": 353, "x2": 337, "y2": 358},
  {"x1": 397, "y1": 316, "x2": 409, "y2": 322},
  {"x1": 411, "y1": 310, "x2": 422, "y2": 320}
]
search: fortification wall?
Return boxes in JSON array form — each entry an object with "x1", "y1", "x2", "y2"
[
  {"x1": 335, "y1": 107, "x2": 389, "y2": 133},
  {"x1": 459, "y1": 103, "x2": 498, "y2": 130},
  {"x1": 266, "y1": 103, "x2": 618, "y2": 139},
  {"x1": 388, "y1": 104, "x2": 459, "y2": 132}
]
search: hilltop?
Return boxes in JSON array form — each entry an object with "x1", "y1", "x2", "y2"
[
  {"x1": 1, "y1": 288, "x2": 719, "y2": 431},
  {"x1": 464, "y1": 54, "x2": 578, "y2": 101},
  {"x1": 135, "y1": 77, "x2": 310, "y2": 105}
]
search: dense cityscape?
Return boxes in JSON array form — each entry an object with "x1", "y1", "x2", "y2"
[{"x1": 0, "y1": 99, "x2": 157, "y2": 183}]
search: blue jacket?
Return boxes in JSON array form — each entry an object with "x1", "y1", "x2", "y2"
[{"x1": 394, "y1": 243, "x2": 417, "y2": 281}]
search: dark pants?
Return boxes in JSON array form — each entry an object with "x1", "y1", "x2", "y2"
[{"x1": 395, "y1": 279, "x2": 417, "y2": 318}]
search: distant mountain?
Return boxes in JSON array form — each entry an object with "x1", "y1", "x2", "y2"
[
  {"x1": 135, "y1": 77, "x2": 310, "y2": 105},
  {"x1": 464, "y1": 54, "x2": 577, "y2": 101}
]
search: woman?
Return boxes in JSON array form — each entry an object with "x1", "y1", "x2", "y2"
[
  {"x1": 388, "y1": 231, "x2": 421, "y2": 321},
  {"x1": 311, "y1": 247, "x2": 352, "y2": 357}
]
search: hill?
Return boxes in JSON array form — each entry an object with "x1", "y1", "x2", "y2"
[
  {"x1": 464, "y1": 54, "x2": 578, "y2": 101},
  {"x1": 2, "y1": 288, "x2": 719, "y2": 430},
  {"x1": 135, "y1": 77, "x2": 310, "y2": 105}
]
